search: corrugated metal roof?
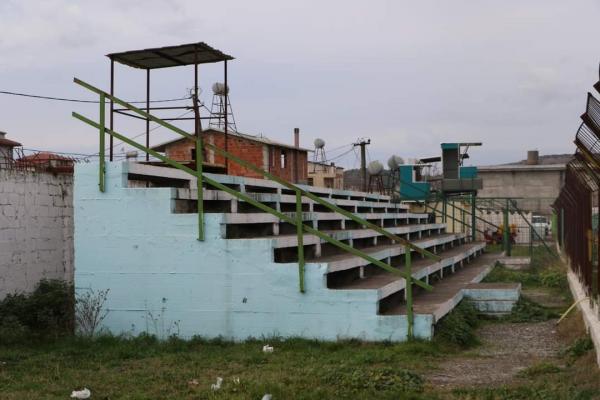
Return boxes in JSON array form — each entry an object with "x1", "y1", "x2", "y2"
[{"x1": 107, "y1": 42, "x2": 234, "y2": 69}]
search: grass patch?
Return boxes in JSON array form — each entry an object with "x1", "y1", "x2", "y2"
[
  {"x1": 501, "y1": 297, "x2": 560, "y2": 323},
  {"x1": 435, "y1": 301, "x2": 480, "y2": 348},
  {"x1": 517, "y1": 361, "x2": 562, "y2": 377},
  {"x1": 563, "y1": 336, "x2": 594, "y2": 359},
  {"x1": 0, "y1": 334, "x2": 440, "y2": 399}
]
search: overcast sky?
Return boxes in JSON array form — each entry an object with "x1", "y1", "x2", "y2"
[{"x1": 1, "y1": 0, "x2": 599, "y2": 168}]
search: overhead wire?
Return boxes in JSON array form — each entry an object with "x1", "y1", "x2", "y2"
[{"x1": 0, "y1": 90, "x2": 190, "y2": 104}]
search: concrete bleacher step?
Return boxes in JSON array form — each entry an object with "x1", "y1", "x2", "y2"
[
  {"x1": 381, "y1": 253, "x2": 500, "y2": 322},
  {"x1": 115, "y1": 163, "x2": 500, "y2": 340}
]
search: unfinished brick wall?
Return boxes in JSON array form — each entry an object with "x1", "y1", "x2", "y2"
[
  {"x1": 162, "y1": 130, "x2": 308, "y2": 183},
  {"x1": 0, "y1": 169, "x2": 73, "y2": 298}
]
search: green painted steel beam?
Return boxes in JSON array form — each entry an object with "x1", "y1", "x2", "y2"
[
  {"x1": 73, "y1": 78, "x2": 439, "y2": 262},
  {"x1": 72, "y1": 111, "x2": 434, "y2": 292}
]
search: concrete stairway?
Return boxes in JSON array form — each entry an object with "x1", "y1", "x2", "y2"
[{"x1": 75, "y1": 162, "x2": 498, "y2": 341}]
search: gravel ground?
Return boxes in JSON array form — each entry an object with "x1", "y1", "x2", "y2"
[{"x1": 427, "y1": 320, "x2": 562, "y2": 388}]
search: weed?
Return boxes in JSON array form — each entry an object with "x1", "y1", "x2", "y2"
[
  {"x1": 563, "y1": 336, "x2": 594, "y2": 359},
  {"x1": 435, "y1": 301, "x2": 480, "y2": 347},
  {"x1": 502, "y1": 297, "x2": 559, "y2": 322},
  {"x1": 518, "y1": 361, "x2": 561, "y2": 377},
  {"x1": 75, "y1": 288, "x2": 109, "y2": 337}
]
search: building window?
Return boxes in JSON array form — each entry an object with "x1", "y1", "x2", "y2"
[
  {"x1": 280, "y1": 150, "x2": 287, "y2": 169},
  {"x1": 307, "y1": 177, "x2": 314, "y2": 186},
  {"x1": 324, "y1": 177, "x2": 334, "y2": 188}
]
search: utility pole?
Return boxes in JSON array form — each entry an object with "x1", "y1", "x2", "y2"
[{"x1": 353, "y1": 138, "x2": 371, "y2": 192}]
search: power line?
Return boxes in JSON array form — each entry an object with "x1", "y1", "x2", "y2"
[{"x1": 0, "y1": 90, "x2": 191, "y2": 104}]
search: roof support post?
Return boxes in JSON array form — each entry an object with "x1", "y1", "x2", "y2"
[
  {"x1": 224, "y1": 59, "x2": 229, "y2": 175},
  {"x1": 109, "y1": 58, "x2": 114, "y2": 161},
  {"x1": 145, "y1": 69, "x2": 150, "y2": 162}
]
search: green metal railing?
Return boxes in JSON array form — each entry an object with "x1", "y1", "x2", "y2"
[{"x1": 72, "y1": 78, "x2": 441, "y2": 338}]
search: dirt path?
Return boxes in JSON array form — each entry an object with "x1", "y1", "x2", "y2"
[{"x1": 427, "y1": 320, "x2": 563, "y2": 388}]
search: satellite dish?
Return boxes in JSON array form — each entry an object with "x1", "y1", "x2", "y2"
[
  {"x1": 367, "y1": 160, "x2": 384, "y2": 175},
  {"x1": 211, "y1": 82, "x2": 229, "y2": 95},
  {"x1": 387, "y1": 155, "x2": 404, "y2": 170},
  {"x1": 314, "y1": 138, "x2": 325, "y2": 149}
]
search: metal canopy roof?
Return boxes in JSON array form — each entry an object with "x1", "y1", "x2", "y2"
[{"x1": 107, "y1": 42, "x2": 234, "y2": 69}]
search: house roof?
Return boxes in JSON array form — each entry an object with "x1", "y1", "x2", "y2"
[
  {"x1": 0, "y1": 137, "x2": 21, "y2": 147},
  {"x1": 151, "y1": 128, "x2": 312, "y2": 152},
  {"x1": 107, "y1": 42, "x2": 234, "y2": 70},
  {"x1": 18, "y1": 152, "x2": 74, "y2": 163}
]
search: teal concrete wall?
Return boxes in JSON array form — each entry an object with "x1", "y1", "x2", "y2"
[{"x1": 75, "y1": 162, "x2": 434, "y2": 341}]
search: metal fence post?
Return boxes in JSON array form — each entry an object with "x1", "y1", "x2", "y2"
[
  {"x1": 99, "y1": 93, "x2": 105, "y2": 193},
  {"x1": 503, "y1": 199, "x2": 511, "y2": 256},
  {"x1": 406, "y1": 249, "x2": 414, "y2": 339},
  {"x1": 296, "y1": 190, "x2": 305, "y2": 293}
]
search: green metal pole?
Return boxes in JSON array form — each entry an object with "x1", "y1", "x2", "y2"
[
  {"x1": 471, "y1": 193, "x2": 477, "y2": 242},
  {"x1": 405, "y1": 249, "x2": 413, "y2": 339},
  {"x1": 196, "y1": 135, "x2": 205, "y2": 241},
  {"x1": 503, "y1": 200, "x2": 510, "y2": 256},
  {"x1": 442, "y1": 197, "x2": 447, "y2": 224},
  {"x1": 452, "y1": 199, "x2": 455, "y2": 233},
  {"x1": 561, "y1": 208, "x2": 565, "y2": 249},
  {"x1": 99, "y1": 93, "x2": 105, "y2": 193},
  {"x1": 296, "y1": 190, "x2": 305, "y2": 293}
]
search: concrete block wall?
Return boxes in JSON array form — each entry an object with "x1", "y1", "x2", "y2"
[
  {"x1": 75, "y1": 162, "x2": 433, "y2": 341},
  {"x1": 0, "y1": 169, "x2": 73, "y2": 298}
]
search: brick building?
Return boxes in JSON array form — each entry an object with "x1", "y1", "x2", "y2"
[{"x1": 152, "y1": 128, "x2": 309, "y2": 183}]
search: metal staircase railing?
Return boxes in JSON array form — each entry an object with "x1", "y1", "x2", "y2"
[{"x1": 72, "y1": 78, "x2": 441, "y2": 338}]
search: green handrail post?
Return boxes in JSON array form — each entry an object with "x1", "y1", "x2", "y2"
[
  {"x1": 503, "y1": 200, "x2": 510, "y2": 256},
  {"x1": 99, "y1": 93, "x2": 105, "y2": 193},
  {"x1": 471, "y1": 192, "x2": 477, "y2": 241},
  {"x1": 405, "y1": 249, "x2": 414, "y2": 339},
  {"x1": 561, "y1": 208, "x2": 565, "y2": 249},
  {"x1": 296, "y1": 190, "x2": 305, "y2": 293},
  {"x1": 196, "y1": 134, "x2": 205, "y2": 241}
]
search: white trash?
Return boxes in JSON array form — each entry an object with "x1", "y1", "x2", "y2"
[
  {"x1": 210, "y1": 377, "x2": 223, "y2": 391},
  {"x1": 262, "y1": 344, "x2": 274, "y2": 353},
  {"x1": 262, "y1": 394, "x2": 272, "y2": 400},
  {"x1": 70, "y1": 388, "x2": 91, "y2": 399}
]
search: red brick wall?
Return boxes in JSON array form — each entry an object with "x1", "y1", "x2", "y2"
[{"x1": 163, "y1": 130, "x2": 307, "y2": 182}]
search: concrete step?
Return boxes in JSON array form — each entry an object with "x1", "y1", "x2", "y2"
[
  {"x1": 329, "y1": 242, "x2": 486, "y2": 303},
  {"x1": 221, "y1": 212, "x2": 431, "y2": 239},
  {"x1": 269, "y1": 229, "x2": 457, "y2": 264},
  {"x1": 381, "y1": 253, "x2": 499, "y2": 323},
  {"x1": 306, "y1": 233, "x2": 468, "y2": 272}
]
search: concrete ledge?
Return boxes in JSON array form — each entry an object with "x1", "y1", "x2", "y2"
[
  {"x1": 497, "y1": 256, "x2": 531, "y2": 270},
  {"x1": 567, "y1": 270, "x2": 600, "y2": 367}
]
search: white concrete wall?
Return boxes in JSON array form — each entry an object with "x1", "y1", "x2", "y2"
[{"x1": 0, "y1": 169, "x2": 73, "y2": 298}]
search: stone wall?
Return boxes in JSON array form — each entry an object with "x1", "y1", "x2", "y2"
[{"x1": 0, "y1": 169, "x2": 73, "y2": 298}]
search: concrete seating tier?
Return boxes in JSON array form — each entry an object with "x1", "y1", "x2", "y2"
[{"x1": 75, "y1": 162, "x2": 499, "y2": 342}]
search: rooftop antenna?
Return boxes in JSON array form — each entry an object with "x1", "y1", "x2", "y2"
[{"x1": 209, "y1": 82, "x2": 237, "y2": 132}]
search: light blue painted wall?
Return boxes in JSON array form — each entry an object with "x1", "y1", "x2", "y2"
[{"x1": 75, "y1": 162, "x2": 434, "y2": 341}]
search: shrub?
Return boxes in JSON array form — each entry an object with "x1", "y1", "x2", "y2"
[
  {"x1": 435, "y1": 301, "x2": 480, "y2": 347},
  {"x1": 0, "y1": 279, "x2": 74, "y2": 341},
  {"x1": 75, "y1": 288, "x2": 109, "y2": 337}
]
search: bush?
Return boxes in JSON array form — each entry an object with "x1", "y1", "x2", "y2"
[
  {"x1": 0, "y1": 279, "x2": 74, "y2": 341},
  {"x1": 435, "y1": 301, "x2": 480, "y2": 347}
]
